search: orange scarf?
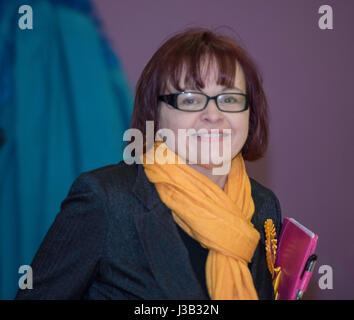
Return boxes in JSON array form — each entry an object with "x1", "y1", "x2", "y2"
[{"x1": 141, "y1": 141, "x2": 260, "y2": 300}]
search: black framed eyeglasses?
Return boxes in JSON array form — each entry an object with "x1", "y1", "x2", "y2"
[{"x1": 158, "y1": 91, "x2": 248, "y2": 113}]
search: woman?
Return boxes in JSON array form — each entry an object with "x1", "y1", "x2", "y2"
[{"x1": 15, "y1": 27, "x2": 282, "y2": 300}]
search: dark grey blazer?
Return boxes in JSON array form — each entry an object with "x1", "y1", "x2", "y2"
[{"x1": 15, "y1": 161, "x2": 282, "y2": 300}]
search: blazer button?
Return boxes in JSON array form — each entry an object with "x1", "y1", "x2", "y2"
[{"x1": 0, "y1": 128, "x2": 5, "y2": 149}]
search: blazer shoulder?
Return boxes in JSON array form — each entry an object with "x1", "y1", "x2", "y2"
[
  {"x1": 78, "y1": 160, "x2": 139, "y2": 195},
  {"x1": 249, "y1": 177, "x2": 278, "y2": 203},
  {"x1": 249, "y1": 177, "x2": 282, "y2": 236}
]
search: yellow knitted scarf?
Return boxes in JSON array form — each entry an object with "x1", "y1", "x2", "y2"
[{"x1": 141, "y1": 141, "x2": 260, "y2": 299}]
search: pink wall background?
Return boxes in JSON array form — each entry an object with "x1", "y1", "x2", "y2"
[{"x1": 92, "y1": 0, "x2": 354, "y2": 299}]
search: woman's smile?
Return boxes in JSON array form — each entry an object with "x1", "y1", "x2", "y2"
[{"x1": 190, "y1": 130, "x2": 231, "y2": 141}]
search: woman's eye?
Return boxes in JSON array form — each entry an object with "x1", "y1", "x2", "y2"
[
  {"x1": 223, "y1": 97, "x2": 236, "y2": 103},
  {"x1": 182, "y1": 98, "x2": 196, "y2": 104}
]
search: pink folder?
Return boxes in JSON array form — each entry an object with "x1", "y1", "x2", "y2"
[{"x1": 274, "y1": 217, "x2": 318, "y2": 300}]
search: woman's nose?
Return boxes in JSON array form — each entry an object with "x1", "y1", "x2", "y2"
[{"x1": 201, "y1": 98, "x2": 224, "y2": 123}]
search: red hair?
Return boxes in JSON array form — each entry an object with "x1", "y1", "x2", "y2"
[{"x1": 130, "y1": 26, "x2": 269, "y2": 161}]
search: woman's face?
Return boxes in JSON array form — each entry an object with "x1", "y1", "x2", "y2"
[{"x1": 158, "y1": 60, "x2": 249, "y2": 172}]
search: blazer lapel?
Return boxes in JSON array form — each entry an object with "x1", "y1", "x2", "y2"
[{"x1": 132, "y1": 164, "x2": 209, "y2": 300}]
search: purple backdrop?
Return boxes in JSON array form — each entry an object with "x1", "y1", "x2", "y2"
[{"x1": 92, "y1": 0, "x2": 354, "y2": 300}]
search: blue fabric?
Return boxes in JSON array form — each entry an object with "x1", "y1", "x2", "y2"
[{"x1": 0, "y1": 0, "x2": 134, "y2": 299}]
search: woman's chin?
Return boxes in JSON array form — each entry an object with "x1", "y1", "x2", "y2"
[{"x1": 188, "y1": 159, "x2": 227, "y2": 170}]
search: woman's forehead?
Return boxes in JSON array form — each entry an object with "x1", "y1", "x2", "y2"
[{"x1": 163, "y1": 60, "x2": 246, "y2": 93}]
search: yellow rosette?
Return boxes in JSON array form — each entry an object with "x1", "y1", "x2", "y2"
[{"x1": 264, "y1": 219, "x2": 282, "y2": 300}]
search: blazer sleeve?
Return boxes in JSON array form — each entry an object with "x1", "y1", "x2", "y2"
[{"x1": 15, "y1": 173, "x2": 107, "y2": 300}]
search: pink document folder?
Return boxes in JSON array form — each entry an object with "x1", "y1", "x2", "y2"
[{"x1": 274, "y1": 217, "x2": 318, "y2": 300}]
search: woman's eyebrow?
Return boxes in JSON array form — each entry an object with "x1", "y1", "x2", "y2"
[
  {"x1": 221, "y1": 86, "x2": 242, "y2": 92},
  {"x1": 181, "y1": 86, "x2": 244, "y2": 94},
  {"x1": 183, "y1": 86, "x2": 242, "y2": 92}
]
